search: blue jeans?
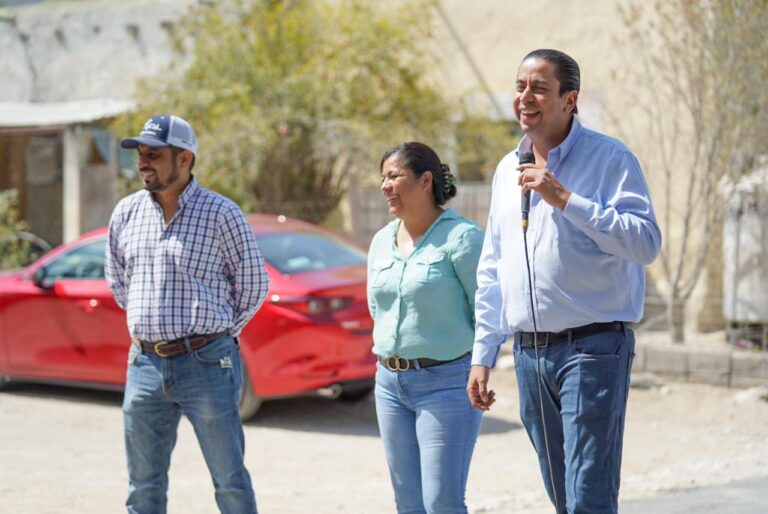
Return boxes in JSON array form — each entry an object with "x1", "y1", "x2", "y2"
[
  {"x1": 375, "y1": 354, "x2": 483, "y2": 514},
  {"x1": 514, "y1": 326, "x2": 635, "y2": 514},
  {"x1": 123, "y1": 336, "x2": 257, "y2": 514}
]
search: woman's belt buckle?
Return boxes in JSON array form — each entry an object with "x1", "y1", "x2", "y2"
[{"x1": 385, "y1": 355, "x2": 411, "y2": 372}]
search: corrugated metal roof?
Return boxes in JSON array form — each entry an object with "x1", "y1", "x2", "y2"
[{"x1": 0, "y1": 99, "x2": 134, "y2": 128}]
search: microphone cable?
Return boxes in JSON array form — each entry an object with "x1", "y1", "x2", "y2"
[{"x1": 522, "y1": 209, "x2": 562, "y2": 513}]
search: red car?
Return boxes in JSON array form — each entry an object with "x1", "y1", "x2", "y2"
[{"x1": 0, "y1": 214, "x2": 376, "y2": 419}]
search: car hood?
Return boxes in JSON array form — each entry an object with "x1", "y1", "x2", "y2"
[
  {"x1": 0, "y1": 269, "x2": 23, "y2": 283},
  {"x1": 0, "y1": 269, "x2": 24, "y2": 295}
]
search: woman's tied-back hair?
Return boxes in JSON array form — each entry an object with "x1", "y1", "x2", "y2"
[
  {"x1": 523, "y1": 48, "x2": 580, "y2": 114},
  {"x1": 380, "y1": 142, "x2": 457, "y2": 206}
]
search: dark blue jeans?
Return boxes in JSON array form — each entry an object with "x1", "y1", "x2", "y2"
[
  {"x1": 123, "y1": 336, "x2": 257, "y2": 514},
  {"x1": 513, "y1": 326, "x2": 635, "y2": 514}
]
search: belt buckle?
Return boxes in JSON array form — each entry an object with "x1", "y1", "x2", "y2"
[
  {"x1": 153, "y1": 341, "x2": 174, "y2": 358},
  {"x1": 385, "y1": 356, "x2": 411, "y2": 372},
  {"x1": 523, "y1": 332, "x2": 549, "y2": 348},
  {"x1": 535, "y1": 333, "x2": 550, "y2": 348}
]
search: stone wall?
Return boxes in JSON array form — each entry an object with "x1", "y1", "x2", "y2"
[{"x1": 0, "y1": 0, "x2": 196, "y2": 102}]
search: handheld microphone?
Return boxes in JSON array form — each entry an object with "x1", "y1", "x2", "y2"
[{"x1": 519, "y1": 152, "x2": 535, "y2": 231}]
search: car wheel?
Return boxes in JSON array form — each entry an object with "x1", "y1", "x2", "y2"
[
  {"x1": 0, "y1": 375, "x2": 10, "y2": 390},
  {"x1": 338, "y1": 383, "x2": 374, "y2": 402},
  {"x1": 239, "y1": 364, "x2": 262, "y2": 421}
]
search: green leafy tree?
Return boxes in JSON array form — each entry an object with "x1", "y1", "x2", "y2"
[
  {"x1": 615, "y1": 0, "x2": 768, "y2": 342},
  {"x1": 0, "y1": 189, "x2": 31, "y2": 270},
  {"x1": 113, "y1": 0, "x2": 452, "y2": 224},
  {"x1": 455, "y1": 114, "x2": 520, "y2": 182}
]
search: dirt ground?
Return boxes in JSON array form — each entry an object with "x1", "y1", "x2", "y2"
[{"x1": 1, "y1": 353, "x2": 767, "y2": 514}]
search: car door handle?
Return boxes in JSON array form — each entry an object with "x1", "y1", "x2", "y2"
[{"x1": 77, "y1": 299, "x2": 100, "y2": 313}]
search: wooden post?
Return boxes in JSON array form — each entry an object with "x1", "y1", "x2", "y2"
[{"x1": 62, "y1": 125, "x2": 81, "y2": 243}]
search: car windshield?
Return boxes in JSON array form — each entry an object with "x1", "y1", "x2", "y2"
[
  {"x1": 43, "y1": 239, "x2": 106, "y2": 280},
  {"x1": 254, "y1": 231, "x2": 366, "y2": 274}
]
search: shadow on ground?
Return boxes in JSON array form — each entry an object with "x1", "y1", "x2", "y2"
[
  {"x1": 248, "y1": 394, "x2": 521, "y2": 437},
  {"x1": 2, "y1": 382, "x2": 521, "y2": 437},
  {"x1": 0, "y1": 382, "x2": 123, "y2": 407}
]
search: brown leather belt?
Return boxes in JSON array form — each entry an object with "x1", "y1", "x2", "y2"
[
  {"x1": 131, "y1": 331, "x2": 230, "y2": 358},
  {"x1": 518, "y1": 322, "x2": 625, "y2": 348},
  {"x1": 379, "y1": 352, "x2": 470, "y2": 372}
]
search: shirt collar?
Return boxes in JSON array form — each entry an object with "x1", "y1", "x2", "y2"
[
  {"x1": 146, "y1": 175, "x2": 200, "y2": 206},
  {"x1": 438, "y1": 207, "x2": 459, "y2": 221},
  {"x1": 516, "y1": 116, "x2": 583, "y2": 164},
  {"x1": 388, "y1": 207, "x2": 459, "y2": 247},
  {"x1": 178, "y1": 176, "x2": 200, "y2": 208}
]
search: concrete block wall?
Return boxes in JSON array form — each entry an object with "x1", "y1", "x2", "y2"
[
  {"x1": 634, "y1": 343, "x2": 768, "y2": 387},
  {"x1": 731, "y1": 352, "x2": 768, "y2": 387}
]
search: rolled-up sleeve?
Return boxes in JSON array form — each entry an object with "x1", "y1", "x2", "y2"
[
  {"x1": 366, "y1": 240, "x2": 378, "y2": 320},
  {"x1": 450, "y1": 227, "x2": 483, "y2": 314}
]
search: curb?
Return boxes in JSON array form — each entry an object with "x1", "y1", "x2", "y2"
[{"x1": 634, "y1": 343, "x2": 768, "y2": 387}]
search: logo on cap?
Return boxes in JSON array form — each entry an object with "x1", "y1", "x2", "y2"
[
  {"x1": 143, "y1": 122, "x2": 162, "y2": 132},
  {"x1": 139, "y1": 120, "x2": 167, "y2": 139},
  {"x1": 120, "y1": 114, "x2": 198, "y2": 155}
]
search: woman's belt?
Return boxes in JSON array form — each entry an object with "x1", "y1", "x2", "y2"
[{"x1": 379, "y1": 352, "x2": 470, "y2": 372}]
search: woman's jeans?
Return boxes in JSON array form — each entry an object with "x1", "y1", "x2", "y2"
[
  {"x1": 514, "y1": 326, "x2": 635, "y2": 514},
  {"x1": 375, "y1": 353, "x2": 482, "y2": 514},
  {"x1": 123, "y1": 336, "x2": 257, "y2": 514}
]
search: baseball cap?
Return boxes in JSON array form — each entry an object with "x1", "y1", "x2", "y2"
[{"x1": 120, "y1": 114, "x2": 198, "y2": 154}]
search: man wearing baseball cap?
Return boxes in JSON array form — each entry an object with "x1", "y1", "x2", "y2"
[{"x1": 106, "y1": 114, "x2": 269, "y2": 514}]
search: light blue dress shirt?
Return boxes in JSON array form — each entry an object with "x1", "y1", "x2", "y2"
[
  {"x1": 368, "y1": 208, "x2": 483, "y2": 360},
  {"x1": 473, "y1": 118, "x2": 662, "y2": 367}
]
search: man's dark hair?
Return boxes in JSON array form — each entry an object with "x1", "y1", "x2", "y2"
[
  {"x1": 171, "y1": 146, "x2": 196, "y2": 172},
  {"x1": 380, "y1": 142, "x2": 456, "y2": 206},
  {"x1": 523, "y1": 49, "x2": 580, "y2": 114}
]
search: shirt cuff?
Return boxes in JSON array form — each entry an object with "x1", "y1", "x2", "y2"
[
  {"x1": 561, "y1": 192, "x2": 593, "y2": 227},
  {"x1": 471, "y1": 342, "x2": 501, "y2": 368}
]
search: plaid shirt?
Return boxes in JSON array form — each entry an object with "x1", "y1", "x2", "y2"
[{"x1": 105, "y1": 177, "x2": 269, "y2": 342}]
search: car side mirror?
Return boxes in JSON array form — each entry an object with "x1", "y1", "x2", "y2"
[{"x1": 33, "y1": 267, "x2": 55, "y2": 290}]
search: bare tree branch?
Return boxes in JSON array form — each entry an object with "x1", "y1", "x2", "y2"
[{"x1": 617, "y1": 0, "x2": 768, "y2": 342}]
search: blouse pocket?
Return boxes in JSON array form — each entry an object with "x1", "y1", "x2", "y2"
[
  {"x1": 370, "y1": 259, "x2": 396, "y2": 289},
  {"x1": 408, "y1": 251, "x2": 447, "y2": 284}
]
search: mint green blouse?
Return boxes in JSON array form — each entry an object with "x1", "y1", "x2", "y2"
[{"x1": 367, "y1": 208, "x2": 483, "y2": 360}]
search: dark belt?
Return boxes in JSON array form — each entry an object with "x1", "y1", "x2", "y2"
[
  {"x1": 131, "y1": 331, "x2": 229, "y2": 358},
  {"x1": 379, "y1": 352, "x2": 469, "y2": 372},
  {"x1": 518, "y1": 322, "x2": 625, "y2": 348}
]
